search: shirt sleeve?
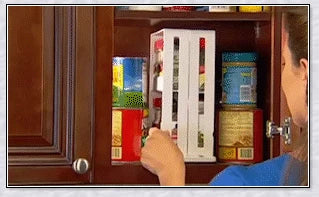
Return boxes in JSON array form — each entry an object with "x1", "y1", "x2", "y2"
[
  {"x1": 209, "y1": 166, "x2": 246, "y2": 186},
  {"x1": 208, "y1": 154, "x2": 294, "y2": 186}
]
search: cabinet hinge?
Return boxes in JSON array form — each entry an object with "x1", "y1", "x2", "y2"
[{"x1": 266, "y1": 117, "x2": 292, "y2": 145}]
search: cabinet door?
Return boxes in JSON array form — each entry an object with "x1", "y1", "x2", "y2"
[
  {"x1": 8, "y1": 6, "x2": 94, "y2": 185},
  {"x1": 268, "y1": 7, "x2": 303, "y2": 157},
  {"x1": 278, "y1": 10, "x2": 303, "y2": 155}
]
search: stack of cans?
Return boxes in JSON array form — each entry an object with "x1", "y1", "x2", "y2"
[
  {"x1": 112, "y1": 57, "x2": 148, "y2": 162},
  {"x1": 217, "y1": 52, "x2": 263, "y2": 164}
]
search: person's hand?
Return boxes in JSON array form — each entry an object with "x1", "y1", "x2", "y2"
[{"x1": 141, "y1": 127, "x2": 185, "y2": 186}]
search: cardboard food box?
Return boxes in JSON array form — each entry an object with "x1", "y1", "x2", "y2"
[{"x1": 112, "y1": 109, "x2": 144, "y2": 162}]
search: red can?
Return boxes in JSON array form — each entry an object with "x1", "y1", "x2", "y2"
[
  {"x1": 216, "y1": 109, "x2": 263, "y2": 163},
  {"x1": 162, "y1": 6, "x2": 194, "y2": 11},
  {"x1": 112, "y1": 109, "x2": 143, "y2": 162}
]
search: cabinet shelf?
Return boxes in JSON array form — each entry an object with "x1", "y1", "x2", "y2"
[
  {"x1": 109, "y1": 161, "x2": 231, "y2": 184},
  {"x1": 95, "y1": 6, "x2": 282, "y2": 185},
  {"x1": 115, "y1": 10, "x2": 271, "y2": 25}
]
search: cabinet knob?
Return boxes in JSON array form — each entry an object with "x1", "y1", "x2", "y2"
[{"x1": 72, "y1": 158, "x2": 90, "y2": 174}]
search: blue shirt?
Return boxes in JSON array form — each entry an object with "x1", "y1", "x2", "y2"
[{"x1": 209, "y1": 154, "x2": 305, "y2": 186}]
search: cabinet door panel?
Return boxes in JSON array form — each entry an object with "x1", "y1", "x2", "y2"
[
  {"x1": 269, "y1": 7, "x2": 282, "y2": 158},
  {"x1": 8, "y1": 6, "x2": 94, "y2": 185},
  {"x1": 269, "y1": 7, "x2": 302, "y2": 156},
  {"x1": 9, "y1": 6, "x2": 54, "y2": 147}
]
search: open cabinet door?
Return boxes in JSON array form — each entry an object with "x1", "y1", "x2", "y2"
[
  {"x1": 279, "y1": 12, "x2": 303, "y2": 155},
  {"x1": 269, "y1": 7, "x2": 304, "y2": 157}
]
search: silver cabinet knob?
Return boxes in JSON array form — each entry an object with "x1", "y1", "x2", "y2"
[{"x1": 72, "y1": 158, "x2": 90, "y2": 174}]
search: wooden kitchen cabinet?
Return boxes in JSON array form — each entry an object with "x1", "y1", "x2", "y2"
[
  {"x1": 8, "y1": 6, "x2": 289, "y2": 185},
  {"x1": 8, "y1": 6, "x2": 95, "y2": 185},
  {"x1": 93, "y1": 6, "x2": 285, "y2": 185}
]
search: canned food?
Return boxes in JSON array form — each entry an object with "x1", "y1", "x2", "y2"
[
  {"x1": 222, "y1": 52, "x2": 258, "y2": 108},
  {"x1": 209, "y1": 6, "x2": 236, "y2": 12},
  {"x1": 195, "y1": 6, "x2": 209, "y2": 11},
  {"x1": 217, "y1": 109, "x2": 263, "y2": 164},
  {"x1": 112, "y1": 109, "x2": 143, "y2": 162},
  {"x1": 162, "y1": 6, "x2": 194, "y2": 11},
  {"x1": 112, "y1": 57, "x2": 148, "y2": 108},
  {"x1": 263, "y1": 6, "x2": 272, "y2": 12},
  {"x1": 128, "y1": 6, "x2": 162, "y2": 11},
  {"x1": 239, "y1": 6, "x2": 263, "y2": 12}
]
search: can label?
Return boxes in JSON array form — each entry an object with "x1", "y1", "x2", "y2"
[
  {"x1": 112, "y1": 109, "x2": 143, "y2": 162},
  {"x1": 217, "y1": 109, "x2": 263, "y2": 163},
  {"x1": 162, "y1": 6, "x2": 194, "y2": 11},
  {"x1": 112, "y1": 111, "x2": 122, "y2": 160},
  {"x1": 239, "y1": 6, "x2": 263, "y2": 12},
  {"x1": 219, "y1": 147, "x2": 236, "y2": 160},
  {"x1": 113, "y1": 63, "x2": 124, "y2": 104},
  {"x1": 209, "y1": 6, "x2": 235, "y2": 12},
  {"x1": 238, "y1": 147, "x2": 254, "y2": 160},
  {"x1": 112, "y1": 57, "x2": 147, "y2": 108},
  {"x1": 222, "y1": 64, "x2": 257, "y2": 106},
  {"x1": 218, "y1": 111, "x2": 254, "y2": 161}
]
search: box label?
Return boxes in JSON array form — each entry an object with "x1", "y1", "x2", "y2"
[
  {"x1": 112, "y1": 111, "x2": 122, "y2": 160},
  {"x1": 113, "y1": 64, "x2": 124, "y2": 104}
]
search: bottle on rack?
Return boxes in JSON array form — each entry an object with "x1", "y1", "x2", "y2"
[
  {"x1": 162, "y1": 6, "x2": 194, "y2": 12},
  {"x1": 153, "y1": 39, "x2": 164, "y2": 92},
  {"x1": 199, "y1": 38, "x2": 205, "y2": 115},
  {"x1": 172, "y1": 38, "x2": 180, "y2": 121},
  {"x1": 171, "y1": 124, "x2": 178, "y2": 144},
  {"x1": 152, "y1": 97, "x2": 162, "y2": 128},
  {"x1": 173, "y1": 38, "x2": 179, "y2": 91}
]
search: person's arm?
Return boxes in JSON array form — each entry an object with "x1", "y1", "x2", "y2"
[{"x1": 140, "y1": 128, "x2": 185, "y2": 186}]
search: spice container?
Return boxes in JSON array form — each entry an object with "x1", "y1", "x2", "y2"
[
  {"x1": 153, "y1": 39, "x2": 164, "y2": 92},
  {"x1": 128, "y1": 6, "x2": 162, "y2": 11},
  {"x1": 141, "y1": 109, "x2": 150, "y2": 147},
  {"x1": 209, "y1": 6, "x2": 237, "y2": 12},
  {"x1": 173, "y1": 38, "x2": 179, "y2": 91},
  {"x1": 162, "y1": 6, "x2": 194, "y2": 11},
  {"x1": 171, "y1": 124, "x2": 178, "y2": 144},
  {"x1": 152, "y1": 98, "x2": 162, "y2": 128},
  {"x1": 195, "y1": 6, "x2": 209, "y2": 11},
  {"x1": 199, "y1": 38, "x2": 205, "y2": 114},
  {"x1": 217, "y1": 109, "x2": 263, "y2": 163},
  {"x1": 239, "y1": 6, "x2": 263, "y2": 12},
  {"x1": 116, "y1": 6, "x2": 129, "y2": 10},
  {"x1": 150, "y1": 29, "x2": 216, "y2": 162},
  {"x1": 263, "y1": 6, "x2": 272, "y2": 12},
  {"x1": 222, "y1": 52, "x2": 258, "y2": 109}
]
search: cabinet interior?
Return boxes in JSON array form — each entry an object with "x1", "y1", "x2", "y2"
[{"x1": 111, "y1": 9, "x2": 274, "y2": 176}]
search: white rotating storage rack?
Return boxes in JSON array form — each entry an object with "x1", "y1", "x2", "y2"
[{"x1": 149, "y1": 29, "x2": 216, "y2": 162}]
